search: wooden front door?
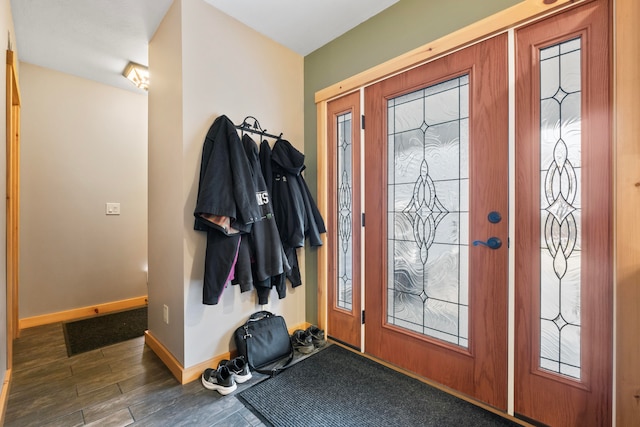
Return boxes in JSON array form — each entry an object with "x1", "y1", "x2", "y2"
[
  {"x1": 326, "y1": 91, "x2": 362, "y2": 349},
  {"x1": 363, "y1": 34, "x2": 509, "y2": 409},
  {"x1": 514, "y1": 0, "x2": 612, "y2": 425}
]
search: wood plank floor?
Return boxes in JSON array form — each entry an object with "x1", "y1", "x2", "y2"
[{"x1": 5, "y1": 323, "x2": 267, "y2": 426}]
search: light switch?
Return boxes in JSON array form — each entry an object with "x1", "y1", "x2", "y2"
[{"x1": 106, "y1": 202, "x2": 120, "y2": 215}]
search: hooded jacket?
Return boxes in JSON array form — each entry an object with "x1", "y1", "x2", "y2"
[
  {"x1": 269, "y1": 138, "x2": 325, "y2": 247},
  {"x1": 261, "y1": 138, "x2": 326, "y2": 286}
]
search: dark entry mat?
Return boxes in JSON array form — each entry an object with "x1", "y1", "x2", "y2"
[
  {"x1": 238, "y1": 345, "x2": 519, "y2": 427},
  {"x1": 63, "y1": 306, "x2": 147, "y2": 356}
]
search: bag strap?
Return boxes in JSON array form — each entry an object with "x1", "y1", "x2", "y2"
[
  {"x1": 243, "y1": 323, "x2": 295, "y2": 377},
  {"x1": 247, "y1": 310, "x2": 274, "y2": 322}
]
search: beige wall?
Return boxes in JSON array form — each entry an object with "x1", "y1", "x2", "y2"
[
  {"x1": 147, "y1": 0, "x2": 185, "y2": 363},
  {"x1": 149, "y1": 0, "x2": 305, "y2": 368},
  {"x1": 19, "y1": 63, "x2": 148, "y2": 317}
]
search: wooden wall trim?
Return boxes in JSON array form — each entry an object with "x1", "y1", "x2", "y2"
[
  {"x1": 0, "y1": 368, "x2": 10, "y2": 426},
  {"x1": 314, "y1": 0, "x2": 586, "y2": 104},
  {"x1": 614, "y1": 0, "x2": 640, "y2": 424},
  {"x1": 316, "y1": 101, "x2": 328, "y2": 331},
  {"x1": 6, "y1": 50, "x2": 20, "y2": 104},
  {"x1": 18, "y1": 296, "x2": 148, "y2": 329},
  {"x1": 144, "y1": 330, "x2": 187, "y2": 383},
  {"x1": 6, "y1": 49, "x2": 21, "y2": 367}
]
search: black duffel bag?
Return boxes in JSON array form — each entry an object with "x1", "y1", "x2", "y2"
[{"x1": 234, "y1": 310, "x2": 294, "y2": 376}]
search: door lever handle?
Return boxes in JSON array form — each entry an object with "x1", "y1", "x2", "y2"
[{"x1": 472, "y1": 237, "x2": 502, "y2": 249}]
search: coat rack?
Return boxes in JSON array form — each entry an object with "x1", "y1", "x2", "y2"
[{"x1": 236, "y1": 116, "x2": 283, "y2": 140}]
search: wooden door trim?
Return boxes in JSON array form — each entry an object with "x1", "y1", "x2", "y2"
[
  {"x1": 6, "y1": 49, "x2": 20, "y2": 369},
  {"x1": 316, "y1": 102, "x2": 327, "y2": 332},
  {"x1": 615, "y1": 0, "x2": 640, "y2": 424}
]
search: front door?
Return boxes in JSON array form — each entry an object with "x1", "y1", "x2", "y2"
[
  {"x1": 364, "y1": 34, "x2": 509, "y2": 409},
  {"x1": 514, "y1": 1, "x2": 612, "y2": 425}
]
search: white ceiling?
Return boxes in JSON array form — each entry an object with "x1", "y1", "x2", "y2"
[{"x1": 11, "y1": 0, "x2": 399, "y2": 94}]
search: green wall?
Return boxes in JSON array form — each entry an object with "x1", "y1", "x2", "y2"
[{"x1": 302, "y1": 0, "x2": 522, "y2": 324}]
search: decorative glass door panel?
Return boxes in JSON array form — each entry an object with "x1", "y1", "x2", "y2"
[
  {"x1": 539, "y1": 38, "x2": 582, "y2": 380},
  {"x1": 386, "y1": 76, "x2": 469, "y2": 348},
  {"x1": 337, "y1": 112, "x2": 354, "y2": 312}
]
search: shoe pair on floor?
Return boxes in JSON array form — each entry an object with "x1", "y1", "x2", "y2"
[
  {"x1": 201, "y1": 356, "x2": 252, "y2": 395},
  {"x1": 291, "y1": 325, "x2": 326, "y2": 354}
]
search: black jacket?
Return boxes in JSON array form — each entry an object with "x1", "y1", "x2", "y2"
[
  {"x1": 232, "y1": 135, "x2": 290, "y2": 304},
  {"x1": 194, "y1": 115, "x2": 261, "y2": 304},
  {"x1": 261, "y1": 138, "x2": 326, "y2": 286},
  {"x1": 194, "y1": 115, "x2": 260, "y2": 234},
  {"x1": 268, "y1": 138, "x2": 326, "y2": 248}
]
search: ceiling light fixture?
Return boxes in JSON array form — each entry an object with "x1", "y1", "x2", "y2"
[{"x1": 122, "y1": 61, "x2": 149, "y2": 91}]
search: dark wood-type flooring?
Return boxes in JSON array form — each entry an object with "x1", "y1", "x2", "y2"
[{"x1": 4, "y1": 323, "x2": 267, "y2": 426}]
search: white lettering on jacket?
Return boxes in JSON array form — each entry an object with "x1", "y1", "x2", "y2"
[{"x1": 256, "y1": 191, "x2": 269, "y2": 206}]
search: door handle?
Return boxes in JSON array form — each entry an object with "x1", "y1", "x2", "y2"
[{"x1": 472, "y1": 237, "x2": 502, "y2": 249}]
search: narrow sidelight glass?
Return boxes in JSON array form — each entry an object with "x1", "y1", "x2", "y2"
[
  {"x1": 337, "y1": 112, "x2": 353, "y2": 311},
  {"x1": 539, "y1": 37, "x2": 582, "y2": 379}
]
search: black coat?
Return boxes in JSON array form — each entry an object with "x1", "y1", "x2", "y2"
[
  {"x1": 194, "y1": 115, "x2": 260, "y2": 234},
  {"x1": 232, "y1": 134, "x2": 290, "y2": 304},
  {"x1": 194, "y1": 115, "x2": 260, "y2": 304},
  {"x1": 261, "y1": 138, "x2": 326, "y2": 287},
  {"x1": 269, "y1": 138, "x2": 326, "y2": 248}
]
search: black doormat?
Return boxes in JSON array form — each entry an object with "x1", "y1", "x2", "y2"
[
  {"x1": 238, "y1": 345, "x2": 519, "y2": 427},
  {"x1": 63, "y1": 306, "x2": 147, "y2": 356}
]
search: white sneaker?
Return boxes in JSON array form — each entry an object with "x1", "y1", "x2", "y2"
[
  {"x1": 201, "y1": 365, "x2": 237, "y2": 395},
  {"x1": 219, "y1": 356, "x2": 252, "y2": 384}
]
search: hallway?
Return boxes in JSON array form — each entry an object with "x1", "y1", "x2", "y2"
[{"x1": 5, "y1": 323, "x2": 264, "y2": 426}]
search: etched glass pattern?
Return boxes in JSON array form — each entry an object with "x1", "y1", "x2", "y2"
[
  {"x1": 539, "y1": 38, "x2": 582, "y2": 379},
  {"x1": 387, "y1": 75, "x2": 469, "y2": 348},
  {"x1": 337, "y1": 112, "x2": 353, "y2": 311}
]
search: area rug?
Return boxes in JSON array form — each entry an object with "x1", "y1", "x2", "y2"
[
  {"x1": 63, "y1": 306, "x2": 147, "y2": 356},
  {"x1": 238, "y1": 345, "x2": 519, "y2": 427}
]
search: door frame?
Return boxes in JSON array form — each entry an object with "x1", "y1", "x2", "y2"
[
  {"x1": 614, "y1": 1, "x2": 640, "y2": 425},
  {"x1": 6, "y1": 49, "x2": 20, "y2": 364},
  {"x1": 315, "y1": 0, "x2": 637, "y2": 422}
]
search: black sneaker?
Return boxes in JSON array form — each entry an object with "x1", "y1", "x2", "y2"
[
  {"x1": 218, "y1": 356, "x2": 252, "y2": 383},
  {"x1": 201, "y1": 365, "x2": 237, "y2": 395},
  {"x1": 291, "y1": 329, "x2": 314, "y2": 354},
  {"x1": 306, "y1": 325, "x2": 326, "y2": 348}
]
